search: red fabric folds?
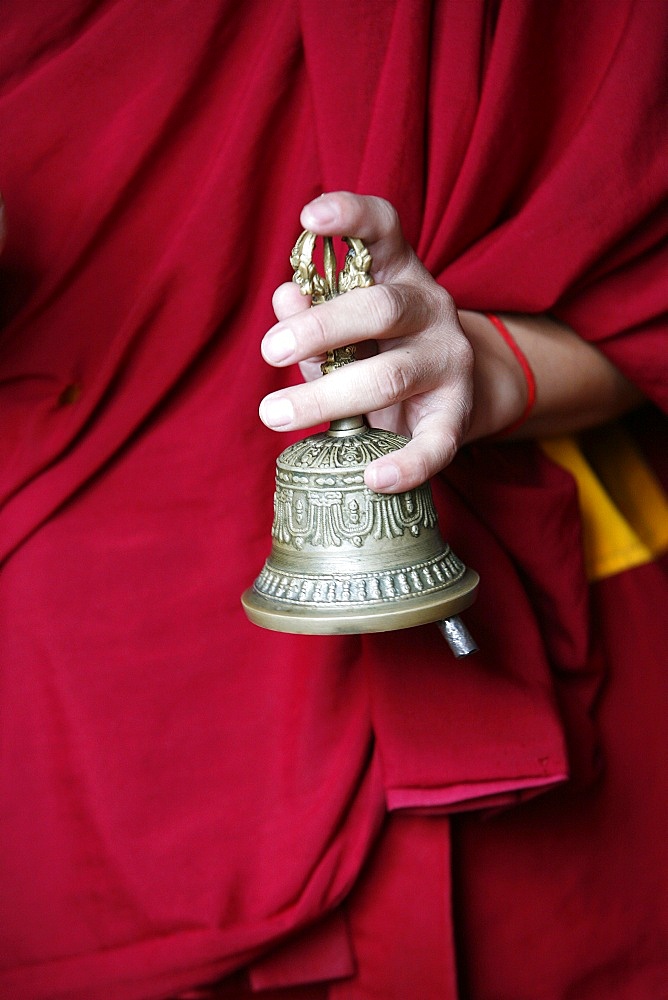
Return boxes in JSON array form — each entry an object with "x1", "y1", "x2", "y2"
[
  {"x1": 453, "y1": 554, "x2": 668, "y2": 1000},
  {"x1": 0, "y1": 2, "x2": 667, "y2": 998}
]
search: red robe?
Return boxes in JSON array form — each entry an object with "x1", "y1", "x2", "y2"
[{"x1": 0, "y1": 2, "x2": 667, "y2": 998}]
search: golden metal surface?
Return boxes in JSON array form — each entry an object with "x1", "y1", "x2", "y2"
[
  {"x1": 242, "y1": 231, "x2": 479, "y2": 638},
  {"x1": 290, "y1": 230, "x2": 372, "y2": 375}
]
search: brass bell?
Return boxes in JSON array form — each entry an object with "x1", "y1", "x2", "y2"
[{"x1": 242, "y1": 231, "x2": 479, "y2": 656}]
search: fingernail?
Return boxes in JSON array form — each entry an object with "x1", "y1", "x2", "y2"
[
  {"x1": 260, "y1": 396, "x2": 294, "y2": 428},
  {"x1": 263, "y1": 326, "x2": 296, "y2": 363},
  {"x1": 303, "y1": 199, "x2": 337, "y2": 226},
  {"x1": 366, "y1": 463, "x2": 400, "y2": 491}
]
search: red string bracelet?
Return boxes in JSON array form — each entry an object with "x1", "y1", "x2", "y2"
[{"x1": 484, "y1": 312, "x2": 537, "y2": 436}]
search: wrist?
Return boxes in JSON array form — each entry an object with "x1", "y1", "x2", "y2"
[{"x1": 458, "y1": 310, "x2": 532, "y2": 441}]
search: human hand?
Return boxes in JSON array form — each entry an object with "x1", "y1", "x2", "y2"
[{"x1": 259, "y1": 192, "x2": 476, "y2": 494}]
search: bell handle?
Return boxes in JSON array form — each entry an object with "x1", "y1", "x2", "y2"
[{"x1": 290, "y1": 230, "x2": 374, "y2": 375}]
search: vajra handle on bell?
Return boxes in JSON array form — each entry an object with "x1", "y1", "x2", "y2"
[{"x1": 290, "y1": 230, "x2": 373, "y2": 376}]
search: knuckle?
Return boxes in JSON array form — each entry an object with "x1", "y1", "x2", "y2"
[
  {"x1": 366, "y1": 283, "x2": 403, "y2": 331},
  {"x1": 373, "y1": 356, "x2": 411, "y2": 406},
  {"x1": 429, "y1": 290, "x2": 459, "y2": 334},
  {"x1": 439, "y1": 427, "x2": 461, "y2": 462},
  {"x1": 377, "y1": 197, "x2": 401, "y2": 235},
  {"x1": 411, "y1": 453, "x2": 433, "y2": 487},
  {"x1": 435, "y1": 283, "x2": 457, "y2": 314},
  {"x1": 432, "y1": 326, "x2": 475, "y2": 384},
  {"x1": 452, "y1": 335, "x2": 475, "y2": 378}
]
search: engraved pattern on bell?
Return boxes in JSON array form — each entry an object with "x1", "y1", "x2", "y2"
[
  {"x1": 277, "y1": 426, "x2": 410, "y2": 470},
  {"x1": 253, "y1": 548, "x2": 466, "y2": 609},
  {"x1": 272, "y1": 483, "x2": 437, "y2": 550},
  {"x1": 270, "y1": 425, "x2": 438, "y2": 552}
]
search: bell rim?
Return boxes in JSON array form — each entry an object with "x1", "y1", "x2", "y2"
[{"x1": 241, "y1": 568, "x2": 479, "y2": 635}]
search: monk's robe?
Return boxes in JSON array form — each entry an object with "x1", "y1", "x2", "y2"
[{"x1": 0, "y1": 2, "x2": 666, "y2": 997}]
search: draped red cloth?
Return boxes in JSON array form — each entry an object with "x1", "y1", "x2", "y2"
[{"x1": 0, "y1": 3, "x2": 667, "y2": 998}]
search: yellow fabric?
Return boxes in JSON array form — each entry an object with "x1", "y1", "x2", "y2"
[{"x1": 540, "y1": 424, "x2": 668, "y2": 582}]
